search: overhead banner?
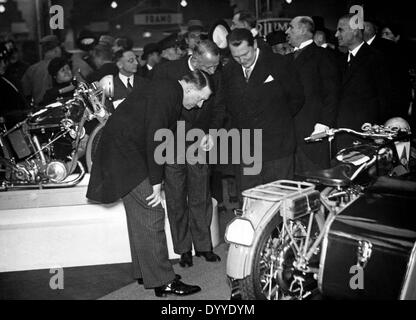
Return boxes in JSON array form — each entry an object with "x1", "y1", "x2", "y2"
[{"x1": 257, "y1": 18, "x2": 291, "y2": 37}]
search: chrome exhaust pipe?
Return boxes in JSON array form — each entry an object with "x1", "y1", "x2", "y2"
[{"x1": 0, "y1": 161, "x2": 86, "y2": 191}]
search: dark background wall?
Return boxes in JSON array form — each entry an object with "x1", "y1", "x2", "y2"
[{"x1": 1, "y1": 0, "x2": 415, "y2": 62}]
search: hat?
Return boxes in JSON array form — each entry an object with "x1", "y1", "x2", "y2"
[
  {"x1": 77, "y1": 29, "x2": 97, "y2": 51},
  {"x1": 40, "y1": 35, "x2": 60, "y2": 53},
  {"x1": 98, "y1": 35, "x2": 115, "y2": 48},
  {"x1": 158, "y1": 33, "x2": 179, "y2": 51},
  {"x1": 266, "y1": 31, "x2": 287, "y2": 46},
  {"x1": 187, "y1": 19, "x2": 204, "y2": 32},
  {"x1": 113, "y1": 37, "x2": 134, "y2": 52},
  {"x1": 209, "y1": 20, "x2": 231, "y2": 49},
  {"x1": 142, "y1": 43, "x2": 160, "y2": 60},
  {"x1": 48, "y1": 57, "x2": 69, "y2": 77}
]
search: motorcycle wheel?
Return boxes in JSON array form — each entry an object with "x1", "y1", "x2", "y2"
[
  {"x1": 236, "y1": 213, "x2": 322, "y2": 300},
  {"x1": 85, "y1": 122, "x2": 105, "y2": 173}
]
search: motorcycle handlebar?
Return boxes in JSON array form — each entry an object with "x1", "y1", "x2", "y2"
[
  {"x1": 304, "y1": 126, "x2": 406, "y2": 142},
  {"x1": 304, "y1": 131, "x2": 329, "y2": 142}
]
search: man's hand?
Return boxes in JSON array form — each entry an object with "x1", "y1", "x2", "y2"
[
  {"x1": 146, "y1": 183, "x2": 162, "y2": 207},
  {"x1": 200, "y1": 134, "x2": 214, "y2": 152},
  {"x1": 311, "y1": 123, "x2": 330, "y2": 136}
]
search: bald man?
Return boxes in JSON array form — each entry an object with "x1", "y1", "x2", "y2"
[{"x1": 286, "y1": 16, "x2": 341, "y2": 173}]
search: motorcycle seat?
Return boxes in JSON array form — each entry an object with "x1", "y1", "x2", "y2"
[{"x1": 298, "y1": 164, "x2": 357, "y2": 187}]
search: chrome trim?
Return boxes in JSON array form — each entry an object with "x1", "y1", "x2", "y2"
[
  {"x1": 357, "y1": 240, "x2": 373, "y2": 269},
  {"x1": 400, "y1": 242, "x2": 416, "y2": 300},
  {"x1": 318, "y1": 231, "x2": 329, "y2": 293},
  {"x1": 241, "y1": 180, "x2": 316, "y2": 202},
  {"x1": 32, "y1": 135, "x2": 46, "y2": 165}
]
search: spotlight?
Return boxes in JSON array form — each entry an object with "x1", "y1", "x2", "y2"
[
  {"x1": 286, "y1": 0, "x2": 293, "y2": 4},
  {"x1": 180, "y1": 0, "x2": 187, "y2": 8},
  {"x1": 111, "y1": 1, "x2": 118, "y2": 9},
  {"x1": 0, "y1": 4, "x2": 5, "y2": 13}
]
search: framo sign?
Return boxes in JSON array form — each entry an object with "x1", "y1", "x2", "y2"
[
  {"x1": 257, "y1": 18, "x2": 291, "y2": 37},
  {"x1": 134, "y1": 13, "x2": 183, "y2": 25}
]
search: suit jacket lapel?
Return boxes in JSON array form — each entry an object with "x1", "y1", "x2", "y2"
[
  {"x1": 294, "y1": 43, "x2": 316, "y2": 66},
  {"x1": 342, "y1": 43, "x2": 370, "y2": 85},
  {"x1": 247, "y1": 50, "x2": 269, "y2": 86},
  {"x1": 113, "y1": 75, "x2": 129, "y2": 99},
  {"x1": 133, "y1": 74, "x2": 141, "y2": 88}
]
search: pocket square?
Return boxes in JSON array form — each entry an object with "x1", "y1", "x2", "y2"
[{"x1": 264, "y1": 75, "x2": 274, "y2": 83}]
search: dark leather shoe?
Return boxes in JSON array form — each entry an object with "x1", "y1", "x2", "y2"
[
  {"x1": 154, "y1": 278, "x2": 201, "y2": 297},
  {"x1": 137, "y1": 274, "x2": 181, "y2": 285},
  {"x1": 179, "y1": 251, "x2": 193, "y2": 267},
  {"x1": 195, "y1": 251, "x2": 221, "y2": 262}
]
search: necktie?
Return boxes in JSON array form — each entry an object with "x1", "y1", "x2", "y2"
[
  {"x1": 127, "y1": 77, "x2": 133, "y2": 91},
  {"x1": 347, "y1": 52, "x2": 354, "y2": 67},
  {"x1": 244, "y1": 68, "x2": 251, "y2": 82}
]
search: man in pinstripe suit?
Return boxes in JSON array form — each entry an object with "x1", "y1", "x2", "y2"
[{"x1": 87, "y1": 70, "x2": 212, "y2": 297}]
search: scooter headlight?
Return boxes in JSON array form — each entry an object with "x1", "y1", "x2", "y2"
[{"x1": 225, "y1": 217, "x2": 255, "y2": 247}]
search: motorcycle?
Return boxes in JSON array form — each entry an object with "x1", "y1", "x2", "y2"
[
  {"x1": 0, "y1": 80, "x2": 110, "y2": 191},
  {"x1": 225, "y1": 120, "x2": 414, "y2": 300}
]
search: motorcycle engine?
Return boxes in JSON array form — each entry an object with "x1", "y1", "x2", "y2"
[
  {"x1": 12, "y1": 159, "x2": 41, "y2": 182},
  {"x1": 46, "y1": 161, "x2": 68, "y2": 183}
]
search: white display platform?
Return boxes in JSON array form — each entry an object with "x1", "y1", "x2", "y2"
[{"x1": 0, "y1": 175, "x2": 220, "y2": 273}]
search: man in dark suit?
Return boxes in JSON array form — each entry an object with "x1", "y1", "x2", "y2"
[
  {"x1": 335, "y1": 14, "x2": 392, "y2": 150},
  {"x1": 364, "y1": 19, "x2": 412, "y2": 120},
  {"x1": 157, "y1": 33, "x2": 183, "y2": 63},
  {"x1": 152, "y1": 40, "x2": 224, "y2": 268},
  {"x1": 1, "y1": 42, "x2": 28, "y2": 126},
  {"x1": 111, "y1": 48, "x2": 142, "y2": 109},
  {"x1": 138, "y1": 43, "x2": 161, "y2": 79},
  {"x1": 221, "y1": 29, "x2": 304, "y2": 192},
  {"x1": 86, "y1": 44, "x2": 118, "y2": 83},
  {"x1": 86, "y1": 70, "x2": 212, "y2": 297},
  {"x1": 286, "y1": 16, "x2": 341, "y2": 173}
]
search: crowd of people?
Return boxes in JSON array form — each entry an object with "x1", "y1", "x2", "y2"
[{"x1": 1, "y1": 9, "x2": 415, "y2": 298}]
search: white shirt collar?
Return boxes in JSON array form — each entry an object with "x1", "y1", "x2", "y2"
[
  {"x1": 251, "y1": 28, "x2": 259, "y2": 38},
  {"x1": 367, "y1": 35, "x2": 376, "y2": 45},
  {"x1": 188, "y1": 56, "x2": 195, "y2": 72},
  {"x1": 119, "y1": 73, "x2": 134, "y2": 88},
  {"x1": 146, "y1": 64, "x2": 153, "y2": 71},
  {"x1": 241, "y1": 48, "x2": 260, "y2": 75},
  {"x1": 349, "y1": 41, "x2": 365, "y2": 58},
  {"x1": 294, "y1": 39, "x2": 314, "y2": 51},
  {"x1": 321, "y1": 43, "x2": 328, "y2": 48}
]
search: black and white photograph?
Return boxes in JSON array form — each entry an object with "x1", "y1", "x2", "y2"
[{"x1": 1, "y1": 0, "x2": 416, "y2": 306}]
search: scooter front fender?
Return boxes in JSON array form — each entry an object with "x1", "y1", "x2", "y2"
[{"x1": 226, "y1": 200, "x2": 281, "y2": 280}]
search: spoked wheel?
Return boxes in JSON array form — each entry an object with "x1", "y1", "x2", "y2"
[
  {"x1": 85, "y1": 122, "x2": 105, "y2": 173},
  {"x1": 236, "y1": 213, "x2": 323, "y2": 300}
]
